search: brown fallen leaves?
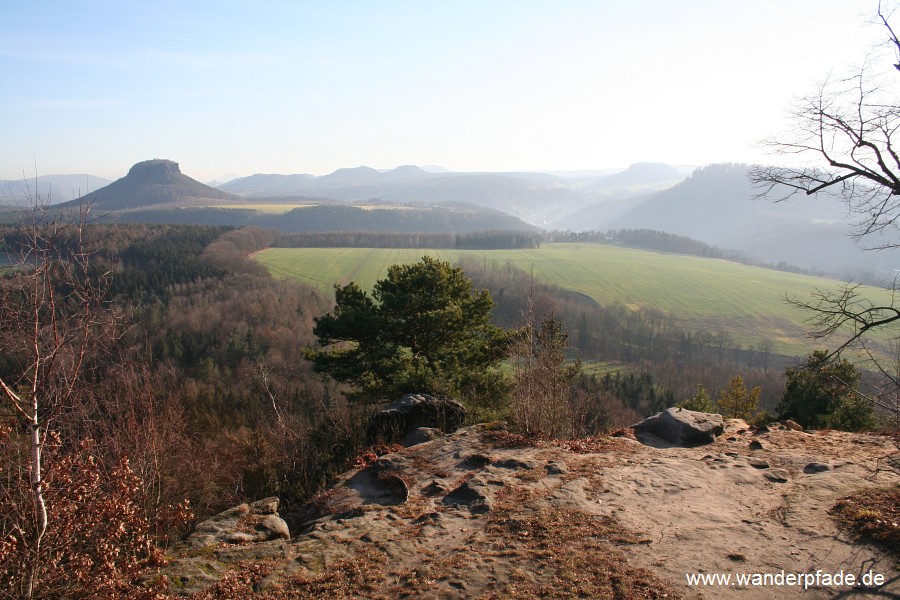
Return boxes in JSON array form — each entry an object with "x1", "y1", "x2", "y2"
[{"x1": 831, "y1": 485, "x2": 900, "y2": 557}]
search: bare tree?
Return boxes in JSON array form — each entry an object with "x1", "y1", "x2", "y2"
[
  {"x1": 750, "y1": 3, "x2": 900, "y2": 250},
  {"x1": 788, "y1": 282, "x2": 898, "y2": 354},
  {"x1": 784, "y1": 274, "x2": 899, "y2": 423},
  {"x1": 751, "y1": 3, "x2": 900, "y2": 425},
  {"x1": 0, "y1": 197, "x2": 114, "y2": 599},
  {"x1": 508, "y1": 281, "x2": 580, "y2": 438}
]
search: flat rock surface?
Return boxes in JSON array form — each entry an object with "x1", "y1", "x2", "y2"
[{"x1": 155, "y1": 421, "x2": 900, "y2": 598}]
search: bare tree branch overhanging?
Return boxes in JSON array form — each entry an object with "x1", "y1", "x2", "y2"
[
  {"x1": 753, "y1": 1, "x2": 900, "y2": 342},
  {"x1": 749, "y1": 3, "x2": 900, "y2": 250},
  {"x1": 754, "y1": 3, "x2": 900, "y2": 423},
  {"x1": 787, "y1": 282, "x2": 899, "y2": 358},
  {"x1": 785, "y1": 280, "x2": 900, "y2": 420}
]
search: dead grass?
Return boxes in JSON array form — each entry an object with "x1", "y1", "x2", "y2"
[
  {"x1": 281, "y1": 548, "x2": 390, "y2": 599},
  {"x1": 184, "y1": 474, "x2": 680, "y2": 598},
  {"x1": 187, "y1": 549, "x2": 389, "y2": 599},
  {"x1": 484, "y1": 428, "x2": 642, "y2": 457},
  {"x1": 470, "y1": 487, "x2": 680, "y2": 599},
  {"x1": 387, "y1": 486, "x2": 681, "y2": 599},
  {"x1": 555, "y1": 435, "x2": 642, "y2": 455},
  {"x1": 352, "y1": 443, "x2": 404, "y2": 469},
  {"x1": 831, "y1": 485, "x2": 900, "y2": 557},
  {"x1": 482, "y1": 429, "x2": 547, "y2": 449}
]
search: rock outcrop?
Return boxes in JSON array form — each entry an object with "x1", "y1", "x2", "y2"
[
  {"x1": 151, "y1": 497, "x2": 291, "y2": 595},
  {"x1": 187, "y1": 497, "x2": 290, "y2": 548},
  {"x1": 152, "y1": 421, "x2": 900, "y2": 598},
  {"x1": 368, "y1": 393, "x2": 467, "y2": 443},
  {"x1": 631, "y1": 407, "x2": 725, "y2": 446}
]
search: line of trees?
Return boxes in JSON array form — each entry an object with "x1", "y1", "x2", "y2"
[
  {"x1": 105, "y1": 203, "x2": 536, "y2": 235},
  {"x1": 548, "y1": 229, "x2": 829, "y2": 277},
  {"x1": 273, "y1": 230, "x2": 540, "y2": 249}
]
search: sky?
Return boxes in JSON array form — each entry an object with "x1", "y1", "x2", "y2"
[{"x1": 0, "y1": 0, "x2": 887, "y2": 182}]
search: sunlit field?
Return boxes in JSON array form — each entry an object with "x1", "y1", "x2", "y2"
[{"x1": 255, "y1": 243, "x2": 897, "y2": 357}]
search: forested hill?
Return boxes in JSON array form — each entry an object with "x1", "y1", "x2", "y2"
[
  {"x1": 273, "y1": 230, "x2": 541, "y2": 249},
  {"x1": 218, "y1": 162, "x2": 686, "y2": 225},
  {"x1": 552, "y1": 163, "x2": 899, "y2": 280},
  {"x1": 109, "y1": 204, "x2": 539, "y2": 235},
  {"x1": 604, "y1": 164, "x2": 896, "y2": 277}
]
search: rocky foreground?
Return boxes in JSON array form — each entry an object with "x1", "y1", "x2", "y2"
[{"x1": 153, "y1": 413, "x2": 900, "y2": 599}]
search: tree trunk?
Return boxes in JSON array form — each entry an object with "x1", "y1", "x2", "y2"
[{"x1": 26, "y1": 417, "x2": 47, "y2": 600}]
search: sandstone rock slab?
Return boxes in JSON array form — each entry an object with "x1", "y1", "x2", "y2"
[
  {"x1": 369, "y1": 393, "x2": 467, "y2": 442},
  {"x1": 632, "y1": 407, "x2": 725, "y2": 446}
]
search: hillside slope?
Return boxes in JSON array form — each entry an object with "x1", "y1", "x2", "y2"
[
  {"x1": 219, "y1": 163, "x2": 686, "y2": 226},
  {"x1": 112, "y1": 203, "x2": 538, "y2": 234},
  {"x1": 603, "y1": 164, "x2": 897, "y2": 277},
  {"x1": 254, "y1": 244, "x2": 898, "y2": 356}
]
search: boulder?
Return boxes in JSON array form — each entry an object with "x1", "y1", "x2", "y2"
[
  {"x1": 400, "y1": 426, "x2": 443, "y2": 447},
  {"x1": 369, "y1": 394, "x2": 467, "y2": 442},
  {"x1": 187, "y1": 496, "x2": 290, "y2": 549},
  {"x1": 782, "y1": 419, "x2": 803, "y2": 431},
  {"x1": 632, "y1": 407, "x2": 725, "y2": 446}
]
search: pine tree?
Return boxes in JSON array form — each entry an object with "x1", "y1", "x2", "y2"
[
  {"x1": 309, "y1": 256, "x2": 509, "y2": 406},
  {"x1": 716, "y1": 375, "x2": 761, "y2": 421},
  {"x1": 678, "y1": 384, "x2": 715, "y2": 413},
  {"x1": 778, "y1": 350, "x2": 875, "y2": 431}
]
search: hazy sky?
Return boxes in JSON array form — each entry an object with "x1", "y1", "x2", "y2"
[{"x1": 0, "y1": 1, "x2": 885, "y2": 182}]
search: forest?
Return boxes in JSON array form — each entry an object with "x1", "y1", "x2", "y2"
[{"x1": 0, "y1": 218, "x2": 890, "y2": 597}]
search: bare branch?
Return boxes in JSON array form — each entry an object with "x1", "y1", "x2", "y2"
[
  {"x1": 0, "y1": 194, "x2": 114, "y2": 599},
  {"x1": 878, "y1": 0, "x2": 900, "y2": 72},
  {"x1": 751, "y1": 11, "x2": 900, "y2": 250},
  {"x1": 785, "y1": 282, "x2": 900, "y2": 363}
]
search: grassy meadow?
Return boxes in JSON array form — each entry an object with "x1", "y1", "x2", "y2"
[
  {"x1": 208, "y1": 203, "x2": 310, "y2": 213},
  {"x1": 255, "y1": 243, "x2": 897, "y2": 356}
]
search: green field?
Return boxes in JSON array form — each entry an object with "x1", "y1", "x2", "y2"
[{"x1": 255, "y1": 243, "x2": 897, "y2": 356}]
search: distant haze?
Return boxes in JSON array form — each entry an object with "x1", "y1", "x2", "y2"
[
  {"x1": 1, "y1": 174, "x2": 111, "y2": 204},
  {"x1": 43, "y1": 156, "x2": 897, "y2": 280}
]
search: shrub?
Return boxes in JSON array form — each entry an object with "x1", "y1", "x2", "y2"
[
  {"x1": 678, "y1": 384, "x2": 715, "y2": 413},
  {"x1": 779, "y1": 350, "x2": 875, "y2": 431},
  {"x1": 716, "y1": 375, "x2": 761, "y2": 421},
  {"x1": 0, "y1": 438, "x2": 188, "y2": 599}
]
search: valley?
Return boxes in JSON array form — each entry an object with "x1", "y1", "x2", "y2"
[
  {"x1": 4, "y1": 2, "x2": 900, "y2": 597},
  {"x1": 255, "y1": 243, "x2": 895, "y2": 357}
]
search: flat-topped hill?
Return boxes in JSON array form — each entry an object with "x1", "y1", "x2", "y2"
[{"x1": 66, "y1": 159, "x2": 239, "y2": 211}]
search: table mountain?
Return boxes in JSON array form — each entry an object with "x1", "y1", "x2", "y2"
[{"x1": 65, "y1": 159, "x2": 240, "y2": 211}]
